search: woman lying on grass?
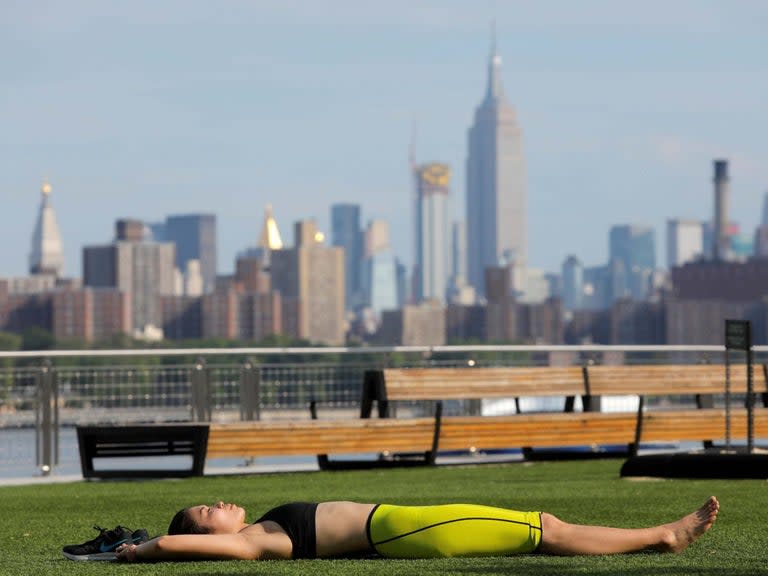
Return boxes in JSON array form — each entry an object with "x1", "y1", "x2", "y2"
[{"x1": 114, "y1": 495, "x2": 719, "y2": 561}]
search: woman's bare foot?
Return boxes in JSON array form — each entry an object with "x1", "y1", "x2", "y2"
[{"x1": 657, "y1": 496, "x2": 720, "y2": 553}]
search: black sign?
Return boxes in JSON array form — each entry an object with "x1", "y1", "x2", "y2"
[{"x1": 725, "y1": 320, "x2": 751, "y2": 350}]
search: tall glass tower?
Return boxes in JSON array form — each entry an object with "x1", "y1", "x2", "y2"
[
  {"x1": 360, "y1": 219, "x2": 398, "y2": 319},
  {"x1": 465, "y1": 33, "x2": 526, "y2": 298},
  {"x1": 414, "y1": 163, "x2": 451, "y2": 303},
  {"x1": 162, "y1": 214, "x2": 217, "y2": 293},
  {"x1": 561, "y1": 255, "x2": 584, "y2": 310},
  {"x1": 609, "y1": 225, "x2": 656, "y2": 301},
  {"x1": 331, "y1": 203, "x2": 364, "y2": 311}
]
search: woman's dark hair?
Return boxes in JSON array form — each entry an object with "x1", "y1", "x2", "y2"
[{"x1": 168, "y1": 507, "x2": 210, "y2": 535}]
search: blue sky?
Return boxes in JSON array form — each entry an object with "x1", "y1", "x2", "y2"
[{"x1": 2, "y1": 1, "x2": 766, "y2": 279}]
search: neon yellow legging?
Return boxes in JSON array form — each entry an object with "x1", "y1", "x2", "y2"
[{"x1": 366, "y1": 503, "x2": 542, "y2": 558}]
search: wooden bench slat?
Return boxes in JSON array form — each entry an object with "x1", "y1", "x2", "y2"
[
  {"x1": 380, "y1": 367, "x2": 585, "y2": 400},
  {"x1": 207, "y1": 418, "x2": 437, "y2": 459},
  {"x1": 640, "y1": 408, "x2": 768, "y2": 442},
  {"x1": 438, "y1": 413, "x2": 638, "y2": 451}
]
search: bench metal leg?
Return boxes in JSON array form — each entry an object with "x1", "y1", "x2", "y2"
[{"x1": 630, "y1": 396, "x2": 645, "y2": 458}]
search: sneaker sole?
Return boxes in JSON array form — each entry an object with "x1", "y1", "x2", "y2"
[{"x1": 62, "y1": 551, "x2": 116, "y2": 561}]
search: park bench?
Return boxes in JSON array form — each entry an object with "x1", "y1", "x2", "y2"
[
  {"x1": 76, "y1": 424, "x2": 210, "y2": 479},
  {"x1": 586, "y1": 364, "x2": 768, "y2": 449},
  {"x1": 77, "y1": 406, "x2": 443, "y2": 477},
  {"x1": 206, "y1": 402, "x2": 443, "y2": 470},
  {"x1": 360, "y1": 364, "x2": 768, "y2": 459},
  {"x1": 361, "y1": 366, "x2": 633, "y2": 459}
]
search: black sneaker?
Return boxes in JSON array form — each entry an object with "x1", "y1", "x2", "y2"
[{"x1": 62, "y1": 525, "x2": 150, "y2": 561}]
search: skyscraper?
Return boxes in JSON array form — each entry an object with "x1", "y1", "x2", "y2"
[
  {"x1": 83, "y1": 219, "x2": 176, "y2": 335},
  {"x1": 270, "y1": 220, "x2": 345, "y2": 345},
  {"x1": 667, "y1": 219, "x2": 703, "y2": 268},
  {"x1": 331, "y1": 204, "x2": 363, "y2": 311},
  {"x1": 755, "y1": 193, "x2": 768, "y2": 257},
  {"x1": 29, "y1": 180, "x2": 64, "y2": 277},
  {"x1": 609, "y1": 225, "x2": 655, "y2": 301},
  {"x1": 162, "y1": 214, "x2": 217, "y2": 293},
  {"x1": 414, "y1": 163, "x2": 451, "y2": 303},
  {"x1": 446, "y1": 221, "x2": 476, "y2": 305},
  {"x1": 561, "y1": 255, "x2": 584, "y2": 310},
  {"x1": 450, "y1": 221, "x2": 467, "y2": 283},
  {"x1": 362, "y1": 219, "x2": 398, "y2": 317},
  {"x1": 465, "y1": 33, "x2": 527, "y2": 298}
]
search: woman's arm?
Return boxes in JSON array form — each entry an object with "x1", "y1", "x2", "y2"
[{"x1": 116, "y1": 533, "x2": 263, "y2": 562}]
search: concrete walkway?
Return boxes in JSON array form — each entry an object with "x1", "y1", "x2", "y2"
[
  {"x1": 0, "y1": 452, "x2": 531, "y2": 487},
  {"x1": 0, "y1": 462, "x2": 321, "y2": 487}
]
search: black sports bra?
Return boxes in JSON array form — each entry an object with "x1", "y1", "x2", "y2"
[{"x1": 255, "y1": 502, "x2": 318, "y2": 559}]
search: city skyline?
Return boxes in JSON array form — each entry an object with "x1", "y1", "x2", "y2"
[{"x1": 2, "y1": 2, "x2": 766, "y2": 280}]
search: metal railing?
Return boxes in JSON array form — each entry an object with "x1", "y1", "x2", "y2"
[{"x1": 0, "y1": 344, "x2": 762, "y2": 478}]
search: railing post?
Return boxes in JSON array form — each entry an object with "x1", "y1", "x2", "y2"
[
  {"x1": 35, "y1": 358, "x2": 58, "y2": 476},
  {"x1": 190, "y1": 357, "x2": 212, "y2": 422},
  {"x1": 239, "y1": 360, "x2": 261, "y2": 421},
  {"x1": 747, "y1": 343, "x2": 754, "y2": 454}
]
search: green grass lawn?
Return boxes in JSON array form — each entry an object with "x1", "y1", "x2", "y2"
[{"x1": 1, "y1": 459, "x2": 765, "y2": 576}]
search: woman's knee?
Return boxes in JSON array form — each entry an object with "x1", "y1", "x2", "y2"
[
  {"x1": 540, "y1": 512, "x2": 567, "y2": 547},
  {"x1": 541, "y1": 512, "x2": 564, "y2": 529}
]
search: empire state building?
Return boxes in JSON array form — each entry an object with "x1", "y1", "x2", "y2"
[{"x1": 465, "y1": 37, "x2": 527, "y2": 298}]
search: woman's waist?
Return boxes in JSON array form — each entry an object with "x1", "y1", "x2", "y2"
[{"x1": 315, "y1": 502, "x2": 376, "y2": 557}]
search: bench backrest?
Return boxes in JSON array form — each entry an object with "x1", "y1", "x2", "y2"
[
  {"x1": 370, "y1": 364, "x2": 767, "y2": 403},
  {"x1": 586, "y1": 364, "x2": 768, "y2": 396},
  {"x1": 77, "y1": 424, "x2": 210, "y2": 479},
  {"x1": 377, "y1": 366, "x2": 585, "y2": 401}
]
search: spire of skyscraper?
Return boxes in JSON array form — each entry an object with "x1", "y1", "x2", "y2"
[
  {"x1": 258, "y1": 204, "x2": 284, "y2": 250},
  {"x1": 29, "y1": 179, "x2": 64, "y2": 277},
  {"x1": 486, "y1": 20, "x2": 505, "y2": 101}
]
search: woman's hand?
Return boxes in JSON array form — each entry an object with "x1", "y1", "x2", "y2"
[{"x1": 115, "y1": 543, "x2": 139, "y2": 562}]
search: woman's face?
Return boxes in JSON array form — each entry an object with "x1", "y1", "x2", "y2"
[{"x1": 188, "y1": 501, "x2": 247, "y2": 534}]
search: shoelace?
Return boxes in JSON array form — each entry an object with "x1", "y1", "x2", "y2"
[{"x1": 92, "y1": 525, "x2": 130, "y2": 539}]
